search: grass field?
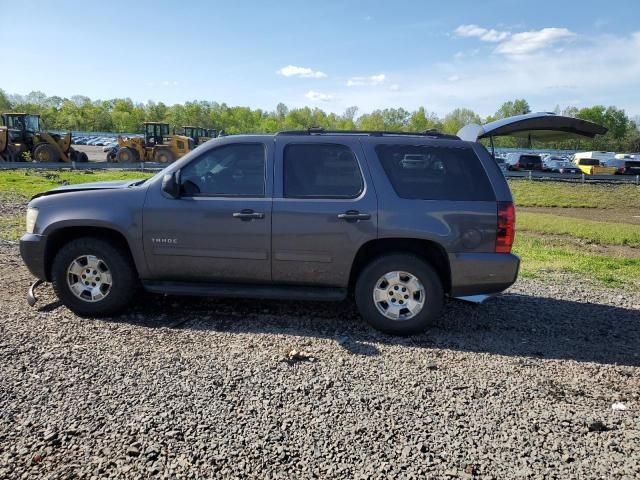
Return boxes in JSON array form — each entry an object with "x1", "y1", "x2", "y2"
[
  {"x1": 0, "y1": 171, "x2": 638, "y2": 290},
  {"x1": 509, "y1": 180, "x2": 640, "y2": 209},
  {"x1": 0, "y1": 169, "x2": 152, "y2": 200},
  {"x1": 509, "y1": 179, "x2": 640, "y2": 290},
  {"x1": 518, "y1": 212, "x2": 640, "y2": 247}
]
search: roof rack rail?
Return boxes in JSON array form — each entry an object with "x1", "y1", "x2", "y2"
[{"x1": 275, "y1": 128, "x2": 459, "y2": 139}]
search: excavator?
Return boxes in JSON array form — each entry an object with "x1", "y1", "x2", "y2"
[
  {"x1": 0, "y1": 113, "x2": 88, "y2": 163},
  {"x1": 115, "y1": 122, "x2": 193, "y2": 163}
]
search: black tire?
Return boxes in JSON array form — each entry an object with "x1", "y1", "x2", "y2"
[
  {"x1": 116, "y1": 147, "x2": 135, "y2": 163},
  {"x1": 154, "y1": 149, "x2": 175, "y2": 163},
  {"x1": 33, "y1": 143, "x2": 60, "y2": 162},
  {"x1": 106, "y1": 151, "x2": 117, "y2": 162},
  {"x1": 354, "y1": 254, "x2": 444, "y2": 335},
  {"x1": 77, "y1": 151, "x2": 89, "y2": 163},
  {"x1": 51, "y1": 237, "x2": 138, "y2": 317}
]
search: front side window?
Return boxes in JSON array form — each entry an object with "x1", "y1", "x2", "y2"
[
  {"x1": 374, "y1": 144, "x2": 495, "y2": 201},
  {"x1": 180, "y1": 143, "x2": 266, "y2": 197},
  {"x1": 283, "y1": 143, "x2": 363, "y2": 198}
]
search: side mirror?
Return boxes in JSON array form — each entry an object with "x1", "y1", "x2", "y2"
[{"x1": 161, "y1": 171, "x2": 180, "y2": 199}]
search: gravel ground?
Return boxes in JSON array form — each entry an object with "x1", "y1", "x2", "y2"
[{"x1": 0, "y1": 241, "x2": 638, "y2": 479}]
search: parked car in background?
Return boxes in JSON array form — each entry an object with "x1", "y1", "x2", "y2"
[
  {"x1": 572, "y1": 151, "x2": 616, "y2": 164},
  {"x1": 505, "y1": 153, "x2": 543, "y2": 171},
  {"x1": 573, "y1": 157, "x2": 618, "y2": 175},
  {"x1": 494, "y1": 155, "x2": 508, "y2": 173},
  {"x1": 607, "y1": 158, "x2": 640, "y2": 175},
  {"x1": 546, "y1": 158, "x2": 580, "y2": 174}
]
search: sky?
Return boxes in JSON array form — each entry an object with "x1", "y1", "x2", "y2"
[{"x1": 3, "y1": 0, "x2": 640, "y2": 117}]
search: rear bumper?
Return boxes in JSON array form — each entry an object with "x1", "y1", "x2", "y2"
[
  {"x1": 448, "y1": 252, "x2": 520, "y2": 297},
  {"x1": 20, "y1": 233, "x2": 48, "y2": 280}
]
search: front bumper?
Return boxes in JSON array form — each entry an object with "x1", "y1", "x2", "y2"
[
  {"x1": 20, "y1": 233, "x2": 48, "y2": 280},
  {"x1": 449, "y1": 252, "x2": 520, "y2": 297}
]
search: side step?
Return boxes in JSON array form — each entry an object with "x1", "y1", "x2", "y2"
[{"x1": 142, "y1": 281, "x2": 347, "y2": 302}]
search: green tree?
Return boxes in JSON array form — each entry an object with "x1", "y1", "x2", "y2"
[
  {"x1": 408, "y1": 107, "x2": 442, "y2": 131},
  {"x1": 0, "y1": 89, "x2": 12, "y2": 111},
  {"x1": 441, "y1": 108, "x2": 481, "y2": 134}
]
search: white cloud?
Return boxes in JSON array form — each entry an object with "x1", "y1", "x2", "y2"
[
  {"x1": 447, "y1": 75, "x2": 460, "y2": 82},
  {"x1": 389, "y1": 84, "x2": 400, "y2": 91},
  {"x1": 347, "y1": 74, "x2": 386, "y2": 87},
  {"x1": 277, "y1": 65, "x2": 327, "y2": 78},
  {"x1": 161, "y1": 80, "x2": 179, "y2": 87},
  {"x1": 318, "y1": 32, "x2": 640, "y2": 117},
  {"x1": 495, "y1": 27, "x2": 576, "y2": 56},
  {"x1": 454, "y1": 24, "x2": 510, "y2": 42},
  {"x1": 305, "y1": 90, "x2": 333, "y2": 102}
]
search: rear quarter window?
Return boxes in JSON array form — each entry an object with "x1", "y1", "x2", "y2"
[{"x1": 374, "y1": 144, "x2": 495, "y2": 201}]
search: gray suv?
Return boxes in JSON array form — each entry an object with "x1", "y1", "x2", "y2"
[{"x1": 21, "y1": 128, "x2": 521, "y2": 334}]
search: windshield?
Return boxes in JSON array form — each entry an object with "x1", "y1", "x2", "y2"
[{"x1": 578, "y1": 158, "x2": 600, "y2": 166}]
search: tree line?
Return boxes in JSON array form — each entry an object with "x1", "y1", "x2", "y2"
[{"x1": 1, "y1": 89, "x2": 638, "y2": 152}]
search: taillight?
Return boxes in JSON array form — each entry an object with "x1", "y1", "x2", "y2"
[
  {"x1": 496, "y1": 202, "x2": 515, "y2": 253},
  {"x1": 514, "y1": 162, "x2": 520, "y2": 169}
]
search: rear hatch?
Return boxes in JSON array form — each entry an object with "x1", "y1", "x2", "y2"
[{"x1": 457, "y1": 112, "x2": 608, "y2": 143}]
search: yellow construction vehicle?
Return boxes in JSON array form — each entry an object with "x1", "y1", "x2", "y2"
[
  {"x1": 115, "y1": 122, "x2": 193, "y2": 163},
  {"x1": 180, "y1": 126, "x2": 217, "y2": 146},
  {"x1": 0, "y1": 126, "x2": 11, "y2": 162},
  {"x1": 0, "y1": 113, "x2": 88, "y2": 163}
]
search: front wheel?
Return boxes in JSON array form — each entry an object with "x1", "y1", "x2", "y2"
[
  {"x1": 153, "y1": 149, "x2": 175, "y2": 163},
  {"x1": 355, "y1": 254, "x2": 444, "y2": 335},
  {"x1": 33, "y1": 143, "x2": 60, "y2": 162},
  {"x1": 51, "y1": 237, "x2": 138, "y2": 317}
]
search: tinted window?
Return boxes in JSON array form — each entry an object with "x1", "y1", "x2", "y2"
[
  {"x1": 284, "y1": 143, "x2": 363, "y2": 198},
  {"x1": 578, "y1": 158, "x2": 599, "y2": 166},
  {"x1": 374, "y1": 144, "x2": 495, "y2": 201},
  {"x1": 520, "y1": 155, "x2": 541, "y2": 164},
  {"x1": 180, "y1": 143, "x2": 265, "y2": 197}
]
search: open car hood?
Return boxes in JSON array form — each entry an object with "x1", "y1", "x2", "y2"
[{"x1": 457, "y1": 112, "x2": 608, "y2": 142}]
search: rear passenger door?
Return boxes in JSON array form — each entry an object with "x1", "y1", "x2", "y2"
[{"x1": 272, "y1": 137, "x2": 377, "y2": 287}]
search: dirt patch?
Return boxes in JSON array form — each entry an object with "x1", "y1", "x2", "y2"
[
  {"x1": 520, "y1": 206, "x2": 640, "y2": 225},
  {"x1": 521, "y1": 231, "x2": 640, "y2": 259}
]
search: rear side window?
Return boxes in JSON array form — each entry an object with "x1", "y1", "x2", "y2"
[
  {"x1": 374, "y1": 144, "x2": 495, "y2": 201},
  {"x1": 284, "y1": 143, "x2": 363, "y2": 198},
  {"x1": 520, "y1": 155, "x2": 541, "y2": 164}
]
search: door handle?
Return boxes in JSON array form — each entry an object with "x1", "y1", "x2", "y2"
[
  {"x1": 337, "y1": 210, "x2": 371, "y2": 221},
  {"x1": 233, "y1": 209, "x2": 265, "y2": 220}
]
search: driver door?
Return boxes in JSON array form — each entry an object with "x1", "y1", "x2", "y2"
[{"x1": 143, "y1": 141, "x2": 273, "y2": 283}]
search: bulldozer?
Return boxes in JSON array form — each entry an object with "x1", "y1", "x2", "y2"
[
  {"x1": 180, "y1": 126, "x2": 217, "y2": 146},
  {"x1": 0, "y1": 113, "x2": 88, "y2": 163},
  {"x1": 115, "y1": 122, "x2": 193, "y2": 163}
]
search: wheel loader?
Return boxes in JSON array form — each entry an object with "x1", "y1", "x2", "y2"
[
  {"x1": 0, "y1": 113, "x2": 88, "y2": 163},
  {"x1": 180, "y1": 126, "x2": 217, "y2": 146},
  {"x1": 115, "y1": 122, "x2": 193, "y2": 163}
]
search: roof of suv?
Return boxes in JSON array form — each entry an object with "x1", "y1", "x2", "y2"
[{"x1": 275, "y1": 128, "x2": 460, "y2": 140}]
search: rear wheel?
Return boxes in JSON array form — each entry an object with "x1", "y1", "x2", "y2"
[
  {"x1": 355, "y1": 254, "x2": 444, "y2": 335},
  {"x1": 33, "y1": 143, "x2": 60, "y2": 162},
  {"x1": 77, "y1": 151, "x2": 89, "y2": 163},
  {"x1": 154, "y1": 149, "x2": 175, "y2": 163},
  {"x1": 52, "y1": 237, "x2": 138, "y2": 317},
  {"x1": 116, "y1": 147, "x2": 135, "y2": 163}
]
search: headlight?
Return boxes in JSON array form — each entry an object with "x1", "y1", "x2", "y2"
[{"x1": 26, "y1": 207, "x2": 39, "y2": 234}]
